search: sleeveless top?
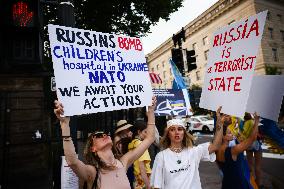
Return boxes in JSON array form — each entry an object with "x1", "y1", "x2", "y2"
[
  {"x1": 93, "y1": 160, "x2": 131, "y2": 189},
  {"x1": 219, "y1": 147, "x2": 252, "y2": 189}
]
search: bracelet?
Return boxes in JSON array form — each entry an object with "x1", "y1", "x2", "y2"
[
  {"x1": 63, "y1": 139, "x2": 71, "y2": 142},
  {"x1": 62, "y1": 136, "x2": 71, "y2": 139},
  {"x1": 147, "y1": 123, "x2": 155, "y2": 125}
]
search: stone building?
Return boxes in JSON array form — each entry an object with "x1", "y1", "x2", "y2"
[{"x1": 146, "y1": 0, "x2": 284, "y2": 88}]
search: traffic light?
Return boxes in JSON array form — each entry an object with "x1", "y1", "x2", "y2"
[
  {"x1": 1, "y1": 0, "x2": 43, "y2": 70},
  {"x1": 171, "y1": 48, "x2": 184, "y2": 74},
  {"x1": 186, "y1": 50, "x2": 197, "y2": 71}
]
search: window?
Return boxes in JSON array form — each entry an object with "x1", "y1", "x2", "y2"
[
  {"x1": 151, "y1": 67, "x2": 154, "y2": 72},
  {"x1": 163, "y1": 71, "x2": 166, "y2": 79},
  {"x1": 267, "y1": 11, "x2": 270, "y2": 20},
  {"x1": 192, "y1": 43, "x2": 197, "y2": 50},
  {"x1": 156, "y1": 64, "x2": 159, "y2": 70},
  {"x1": 268, "y1": 28, "x2": 273, "y2": 39},
  {"x1": 277, "y1": 14, "x2": 282, "y2": 22},
  {"x1": 203, "y1": 36, "x2": 208, "y2": 45},
  {"x1": 272, "y1": 48, "x2": 278, "y2": 62},
  {"x1": 281, "y1": 30, "x2": 284, "y2": 41},
  {"x1": 162, "y1": 61, "x2": 165, "y2": 68},
  {"x1": 196, "y1": 71, "x2": 200, "y2": 81},
  {"x1": 204, "y1": 50, "x2": 209, "y2": 60}
]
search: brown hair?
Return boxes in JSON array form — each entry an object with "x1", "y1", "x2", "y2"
[
  {"x1": 160, "y1": 127, "x2": 195, "y2": 150},
  {"x1": 83, "y1": 133, "x2": 117, "y2": 171}
]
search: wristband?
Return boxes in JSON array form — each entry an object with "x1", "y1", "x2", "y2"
[
  {"x1": 62, "y1": 136, "x2": 71, "y2": 139},
  {"x1": 147, "y1": 123, "x2": 155, "y2": 125}
]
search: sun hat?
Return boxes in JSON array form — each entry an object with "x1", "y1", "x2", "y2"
[
  {"x1": 115, "y1": 120, "x2": 133, "y2": 134},
  {"x1": 166, "y1": 119, "x2": 185, "y2": 129}
]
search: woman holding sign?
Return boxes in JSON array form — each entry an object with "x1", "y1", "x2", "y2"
[
  {"x1": 54, "y1": 97, "x2": 156, "y2": 189},
  {"x1": 150, "y1": 107, "x2": 224, "y2": 189},
  {"x1": 216, "y1": 113, "x2": 260, "y2": 189}
]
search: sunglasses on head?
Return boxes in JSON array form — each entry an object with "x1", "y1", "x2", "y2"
[{"x1": 92, "y1": 131, "x2": 110, "y2": 139}]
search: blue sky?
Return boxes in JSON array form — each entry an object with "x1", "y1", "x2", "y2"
[{"x1": 141, "y1": 0, "x2": 219, "y2": 54}]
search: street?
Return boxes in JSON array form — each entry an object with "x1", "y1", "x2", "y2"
[{"x1": 196, "y1": 134, "x2": 284, "y2": 189}]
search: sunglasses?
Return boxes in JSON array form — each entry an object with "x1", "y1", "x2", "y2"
[{"x1": 92, "y1": 132, "x2": 110, "y2": 139}]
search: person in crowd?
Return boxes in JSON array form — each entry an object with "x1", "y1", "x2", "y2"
[
  {"x1": 115, "y1": 120, "x2": 133, "y2": 139},
  {"x1": 242, "y1": 113, "x2": 263, "y2": 189},
  {"x1": 216, "y1": 112, "x2": 260, "y2": 189},
  {"x1": 113, "y1": 120, "x2": 135, "y2": 189},
  {"x1": 150, "y1": 106, "x2": 224, "y2": 189},
  {"x1": 128, "y1": 120, "x2": 152, "y2": 189},
  {"x1": 54, "y1": 97, "x2": 156, "y2": 189}
]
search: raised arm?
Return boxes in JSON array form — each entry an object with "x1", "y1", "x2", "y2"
[
  {"x1": 54, "y1": 100, "x2": 96, "y2": 181},
  {"x1": 208, "y1": 106, "x2": 224, "y2": 154},
  {"x1": 121, "y1": 97, "x2": 156, "y2": 168},
  {"x1": 232, "y1": 112, "x2": 259, "y2": 156}
]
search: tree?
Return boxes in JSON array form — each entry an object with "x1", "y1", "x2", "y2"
[
  {"x1": 42, "y1": 0, "x2": 184, "y2": 69},
  {"x1": 44, "y1": 0, "x2": 184, "y2": 37},
  {"x1": 265, "y1": 65, "x2": 282, "y2": 75}
]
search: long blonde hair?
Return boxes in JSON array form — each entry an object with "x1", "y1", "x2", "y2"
[{"x1": 160, "y1": 127, "x2": 195, "y2": 150}]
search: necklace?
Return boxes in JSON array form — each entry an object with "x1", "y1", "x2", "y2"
[{"x1": 170, "y1": 147, "x2": 183, "y2": 164}]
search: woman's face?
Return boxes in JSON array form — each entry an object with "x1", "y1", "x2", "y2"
[
  {"x1": 224, "y1": 128, "x2": 234, "y2": 141},
  {"x1": 119, "y1": 129, "x2": 133, "y2": 139},
  {"x1": 168, "y1": 125, "x2": 184, "y2": 144},
  {"x1": 91, "y1": 132, "x2": 113, "y2": 152},
  {"x1": 138, "y1": 129, "x2": 147, "y2": 140}
]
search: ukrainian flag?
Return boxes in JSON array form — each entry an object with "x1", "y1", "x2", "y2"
[{"x1": 170, "y1": 100, "x2": 185, "y2": 107}]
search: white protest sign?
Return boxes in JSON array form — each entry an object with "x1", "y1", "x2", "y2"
[
  {"x1": 61, "y1": 156, "x2": 79, "y2": 189},
  {"x1": 48, "y1": 24, "x2": 153, "y2": 116},
  {"x1": 199, "y1": 11, "x2": 267, "y2": 118},
  {"x1": 246, "y1": 75, "x2": 284, "y2": 121}
]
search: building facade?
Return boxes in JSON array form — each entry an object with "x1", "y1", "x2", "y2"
[{"x1": 146, "y1": 0, "x2": 284, "y2": 88}]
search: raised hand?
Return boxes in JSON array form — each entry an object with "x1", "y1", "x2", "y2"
[
  {"x1": 148, "y1": 96, "x2": 157, "y2": 111},
  {"x1": 216, "y1": 106, "x2": 222, "y2": 119},
  {"x1": 54, "y1": 100, "x2": 70, "y2": 123},
  {"x1": 253, "y1": 112, "x2": 260, "y2": 124}
]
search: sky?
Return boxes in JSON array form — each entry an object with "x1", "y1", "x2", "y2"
[{"x1": 141, "y1": 0, "x2": 219, "y2": 55}]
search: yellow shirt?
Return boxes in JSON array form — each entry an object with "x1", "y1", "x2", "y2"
[
  {"x1": 241, "y1": 119, "x2": 254, "y2": 139},
  {"x1": 228, "y1": 117, "x2": 254, "y2": 141},
  {"x1": 128, "y1": 139, "x2": 151, "y2": 176}
]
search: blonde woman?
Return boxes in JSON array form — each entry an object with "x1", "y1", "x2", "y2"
[
  {"x1": 54, "y1": 97, "x2": 156, "y2": 189},
  {"x1": 151, "y1": 107, "x2": 224, "y2": 189}
]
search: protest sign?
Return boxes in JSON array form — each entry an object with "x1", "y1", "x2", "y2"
[
  {"x1": 246, "y1": 75, "x2": 284, "y2": 121},
  {"x1": 48, "y1": 24, "x2": 153, "y2": 116},
  {"x1": 153, "y1": 89, "x2": 192, "y2": 116},
  {"x1": 61, "y1": 156, "x2": 79, "y2": 189},
  {"x1": 199, "y1": 11, "x2": 267, "y2": 118}
]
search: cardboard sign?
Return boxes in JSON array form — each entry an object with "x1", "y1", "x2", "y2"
[
  {"x1": 199, "y1": 11, "x2": 267, "y2": 118},
  {"x1": 48, "y1": 24, "x2": 153, "y2": 116},
  {"x1": 153, "y1": 89, "x2": 192, "y2": 116},
  {"x1": 246, "y1": 75, "x2": 284, "y2": 121},
  {"x1": 61, "y1": 156, "x2": 79, "y2": 189}
]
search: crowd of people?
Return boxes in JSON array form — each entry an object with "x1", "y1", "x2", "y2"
[{"x1": 54, "y1": 97, "x2": 266, "y2": 189}]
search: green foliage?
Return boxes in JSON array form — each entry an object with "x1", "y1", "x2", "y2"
[
  {"x1": 42, "y1": 0, "x2": 183, "y2": 69},
  {"x1": 74, "y1": 0, "x2": 184, "y2": 37},
  {"x1": 265, "y1": 65, "x2": 282, "y2": 75}
]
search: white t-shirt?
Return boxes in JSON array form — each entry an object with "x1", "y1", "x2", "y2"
[{"x1": 150, "y1": 142, "x2": 216, "y2": 189}]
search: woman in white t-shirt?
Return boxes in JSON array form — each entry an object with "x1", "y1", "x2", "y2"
[{"x1": 151, "y1": 107, "x2": 224, "y2": 189}]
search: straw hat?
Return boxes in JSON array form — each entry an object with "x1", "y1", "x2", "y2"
[{"x1": 115, "y1": 120, "x2": 133, "y2": 134}]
